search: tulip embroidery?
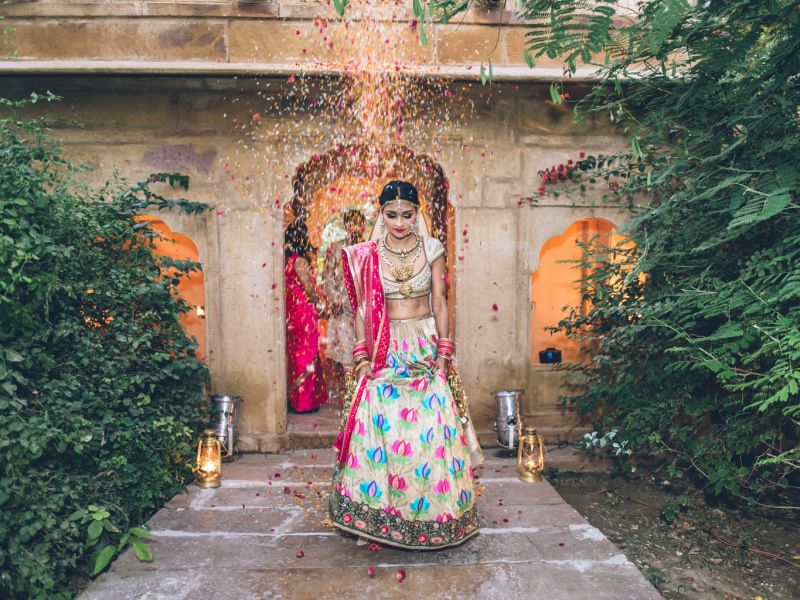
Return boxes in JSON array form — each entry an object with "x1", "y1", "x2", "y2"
[
  {"x1": 415, "y1": 462, "x2": 432, "y2": 480},
  {"x1": 399, "y1": 407, "x2": 418, "y2": 424},
  {"x1": 410, "y1": 496, "x2": 430, "y2": 515},
  {"x1": 419, "y1": 427, "x2": 435, "y2": 445},
  {"x1": 366, "y1": 447, "x2": 386, "y2": 464},
  {"x1": 388, "y1": 473, "x2": 409, "y2": 492},
  {"x1": 390, "y1": 439, "x2": 413, "y2": 458},
  {"x1": 372, "y1": 413, "x2": 391, "y2": 432},
  {"x1": 433, "y1": 479, "x2": 451, "y2": 495},
  {"x1": 359, "y1": 480, "x2": 383, "y2": 501}
]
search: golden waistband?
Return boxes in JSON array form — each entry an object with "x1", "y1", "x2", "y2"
[{"x1": 389, "y1": 313, "x2": 434, "y2": 323}]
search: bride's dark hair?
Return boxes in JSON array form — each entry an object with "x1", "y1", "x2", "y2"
[
  {"x1": 379, "y1": 180, "x2": 419, "y2": 207},
  {"x1": 284, "y1": 220, "x2": 316, "y2": 259}
]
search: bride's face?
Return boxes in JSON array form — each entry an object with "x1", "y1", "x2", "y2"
[{"x1": 382, "y1": 202, "x2": 418, "y2": 238}]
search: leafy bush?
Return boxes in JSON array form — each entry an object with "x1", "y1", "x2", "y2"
[
  {"x1": 0, "y1": 94, "x2": 209, "y2": 598},
  {"x1": 523, "y1": 1, "x2": 800, "y2": 505}
]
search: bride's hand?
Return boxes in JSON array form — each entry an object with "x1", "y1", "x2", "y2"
[
  {"x1": 355, "y1": 362, "x2": 371, "y2": 379},
  {"x1": 436, "y1": 356, "x2": 447, "y2": 374}
]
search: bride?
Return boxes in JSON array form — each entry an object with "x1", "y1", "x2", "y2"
[{"x1": 328, "y1": 180, "x2": 483, "y2": 550}]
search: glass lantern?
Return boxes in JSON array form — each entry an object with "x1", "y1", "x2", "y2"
[
  {"x1": 195, "y1": 429, "x2": 222, "y2": 488},
  {"x1": 517, "y1": 426, "x2": 545, "y2": 483}
]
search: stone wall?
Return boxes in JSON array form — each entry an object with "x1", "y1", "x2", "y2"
[
  {"x1": 1, "y1": 2, "x2": 631, "y2": 450},
  {"x1": 0, "y1": 0, "x2": 597, "y2": 76}
]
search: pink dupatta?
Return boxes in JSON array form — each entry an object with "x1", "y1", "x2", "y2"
[{"x1": 333, "y1": 240, "x2": 390, "y2": 464}]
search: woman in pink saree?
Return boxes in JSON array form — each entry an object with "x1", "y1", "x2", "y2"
[
  {"x1": 285, "y1": 221, "x2": 327, "y2": 413},
  {"x1": 329, "y1": 181, "x2": 483, "y2": 550}
]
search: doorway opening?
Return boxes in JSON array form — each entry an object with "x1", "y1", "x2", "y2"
[{"x1": 283, "y1": 144, "x2": 454, "y2": 442}]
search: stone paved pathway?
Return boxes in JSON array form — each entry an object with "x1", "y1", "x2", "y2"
[{"x1": 81, "y1": 449, "x2": 660, "y2": 599}]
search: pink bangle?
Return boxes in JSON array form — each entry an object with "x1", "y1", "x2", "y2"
[
  {"x1": 437, "y1": 338, "x2": 455, "y2": 359},
  {"x1": 352, "y1": 339, "x2": 369, "y2": 363}
]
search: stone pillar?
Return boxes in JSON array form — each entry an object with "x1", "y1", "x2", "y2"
[{"x1": 207, "y1": 209, "x2": 287, "y2": 452}]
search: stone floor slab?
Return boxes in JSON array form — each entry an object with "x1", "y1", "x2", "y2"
[
  {"x1": 85, "y1": 560, "x2": 660, "y2": 600},
  {"x1": 79, "y1": 449, "x2": 660, "y2": 600},
  {"x1": 106, "y1": 525, "x2": 625, "y2": 573}
]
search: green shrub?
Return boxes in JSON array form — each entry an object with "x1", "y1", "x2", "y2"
[
  {"x1": 0, "y1": 94, "x2": 209, "y2": 598},
  {"x1": 522, "y1": 1, "x2": 800, "y2": 505}
]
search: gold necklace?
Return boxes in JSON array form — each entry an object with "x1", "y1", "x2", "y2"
[
  {"x1": 383, "y1": 234, "x2": 419, "y2": 258},
  {"x1": 380, "y1": 235, "x2": 422, "y2": 298}
]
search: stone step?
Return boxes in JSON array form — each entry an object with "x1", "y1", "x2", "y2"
[
  {"x1": 522, "y1": 409, "x2": 590, "y2": 428},
  {"x1": 478, "y1": 424, "x2": 592, "y2": 445},
  {"x1": 478, "y1": 445, "x2": 612, "y2": 473},
  {"x1": 287, "y1": 431, "x2": 338, "y2": 450},
  {"x1": 285, "y1": 423, "x2": 594, "y2": 452}
]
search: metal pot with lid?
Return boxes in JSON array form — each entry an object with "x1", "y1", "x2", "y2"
[{"x1": 493, "y1": 389, "x2": 525, "y2": 450}]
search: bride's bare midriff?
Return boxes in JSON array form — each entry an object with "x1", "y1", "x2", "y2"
[{"x1": 385, "y1": 296, "x2": 432, "y2": 320}]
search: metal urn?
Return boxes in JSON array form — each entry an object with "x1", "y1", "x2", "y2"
[
  {"x1": 210, "y1": 394, "x2": 243, "y2": 461},
  {"x1": 493, "y1": 389, "x2": 525, "y2": 451}
]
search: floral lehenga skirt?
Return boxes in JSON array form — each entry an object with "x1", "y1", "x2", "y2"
[{"x1": 328, "y1": 315, "x2": 480, "y2": 550}]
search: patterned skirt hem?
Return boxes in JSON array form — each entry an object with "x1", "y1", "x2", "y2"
[{"x1": 329, "y1": 492, "x2": 479, "y2": 551}]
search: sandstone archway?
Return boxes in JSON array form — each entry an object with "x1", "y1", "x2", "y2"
[
  {"x1": 287, "y1": 144, "x2": 452, "y2": 253},
  {"x1": 530, "y1": 217, "x2": 624, "y2": 364},
  {"x1": 135, "y1": 216, "x2": 206, "y2": 360},
  {"x1": 282, "y1": 144, "x2": 455, "y2": 427}
]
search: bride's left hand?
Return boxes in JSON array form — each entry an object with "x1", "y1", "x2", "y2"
[{"x1": 436, "y1": 356, "x2": 447, "y2": 374}]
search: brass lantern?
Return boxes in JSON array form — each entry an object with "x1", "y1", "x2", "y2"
[
  {"x1": 517, "y1": 426, "x2": 545, "y2": 483},
  {"x1": 195, "y1": 429, "x2": 222, "y2": 488}
]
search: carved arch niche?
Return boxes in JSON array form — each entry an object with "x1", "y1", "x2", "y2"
[
  {"x1": 136, "y1": 216, "x2": 206, "y2": 360},
  {"x1": 530, "y1": 217, "x2": 629, "y2": 364}
]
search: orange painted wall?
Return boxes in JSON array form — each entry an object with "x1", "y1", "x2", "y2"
[
  {"x1": 136, "y1": 217, "x2": 206, "y2": 360},
  {"x1": 531, "y1": 218, "x2": 622, "y2": 364}
]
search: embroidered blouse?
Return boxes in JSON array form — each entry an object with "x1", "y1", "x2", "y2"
[{"x1": 382, "y1": 235, "x2": 445, "y2": 300}]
